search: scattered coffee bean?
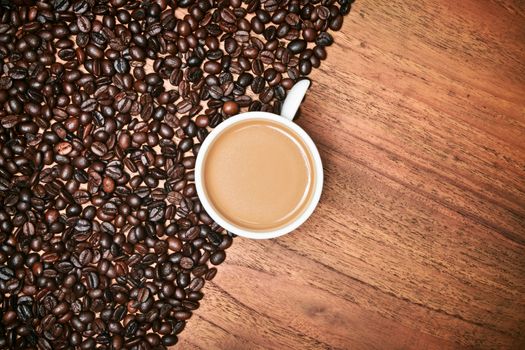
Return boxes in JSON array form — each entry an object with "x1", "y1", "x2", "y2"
[
  {"x1": 223, "y1": 101, "x2": 240, "y2": 116},
  {"x1": 287, "y1": 39, "x2": 307, "y2": 54}
]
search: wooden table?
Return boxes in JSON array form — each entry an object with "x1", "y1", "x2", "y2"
[{"x1": 179, "y1": 1, "x2": 525, "y2": 348}]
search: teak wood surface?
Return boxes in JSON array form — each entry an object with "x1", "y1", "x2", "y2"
[{"x1": 179, "y1": 1, "x2": 525, "y2": 349}]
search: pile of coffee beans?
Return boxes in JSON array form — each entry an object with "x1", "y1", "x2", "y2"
[{"x1": 0, "y1": 0, "x2": 353, "y2": 348}]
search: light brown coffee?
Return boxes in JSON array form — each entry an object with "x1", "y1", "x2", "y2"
[{"x1": 202, "y1": 118, "x2": 315, "y2": 232}]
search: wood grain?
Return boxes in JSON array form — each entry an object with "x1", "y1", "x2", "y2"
[{"x1": 179, "y1": 0, "x2": 525, "y2": 349}]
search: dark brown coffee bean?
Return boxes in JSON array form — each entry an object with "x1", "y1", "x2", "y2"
[
  {"x1": 222, "y1": 101, "x2": 239, "y2": 116},
  {"x1": 237, "y1": 72, "x2": 253, "y2": 87},
  {"x1": 300, "y1": 59, "x2": 313, "y2": 75},
  {"x1": 204, "y1": 61, "x2": 221, "y2": 74},
  {"x1": 79, "y1": 249, "x2": 93, "y2": 265},
  {"x1": 90, "y1": 142, "x2": 107, "y2": 157},
  {"x1": 317, "y1": 6, "x2": 331, "y2": 20},
  {"x1": 180, "y1": 257, "x2": 194, "y2": 270},
  {"x1": 224, "y1": 38, "x2": 237, "y2": 55},
  {"x1": 210, "y1": 251, "x2": 226, "y2": 265},
  {"x1": 205, "y1": 267, "x2": 218, "y2": 280},
  {"x1": 277, "y1": 23, "x2": 290, "y2": 38},
  {"x1": 221, "y1": 8, "x2": 237, "y2": 23},
  {"x1": 330, "y1": 15, "x2": 344, "y2": 30},
  {"x1": 251, "y1": 59, "x2": 264, "y2": 76},
  {"x1": 287, "y1": 39, "x2": 307, "y2": 54},
  {"x1": 189, "y1": 277, "x2": 205, "y2": 291},
  {"x1": 274, "y1": 85, "x2": 286, "y2": 100},
  {"x1": 251, "y1": 17, "x2": 265, "y2": 33},
  {"x1": 162, "y1": 335, "x2": 178, "y2": 346},
  {"x1": 55, "y1": 142, "x2": 73, "y2": 155},
  {"x1": 286, "y1": 13, "x2": 300, "y2": 25},
  {"x1": 136, "y1": 287, "x2": 151, "y2": 303},
  {"x1": 77, "y1": 16, "x2": 91, "y2": 33},
  {"x1": 234, "y1": 30, "x2": 250, "y2": 43},
  {"x1": 313, "y1": 45, "x2": 327, "y2": 60},
  {"x1": 302, "y1": 28, "x2": 317, "y2": 42},
  {"x1": 311, "y1": 54, "x2": 321, "y2": 68},
  {"x1": 260, "y1": 87, "x2": 274, "y2": 103},
  {"x1": 316, "y1": 32, "x2": 334, "y2": 46},
  {"x1": 86, "y1": 44, "x2": 103, "y2": 59},
  {"x1": 251, "y1": 76, "x2": 265, "y2": 93}
]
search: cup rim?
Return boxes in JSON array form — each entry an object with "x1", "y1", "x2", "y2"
[{"x1": 195, "y1": 111, "x2": 324, "y2": 239}]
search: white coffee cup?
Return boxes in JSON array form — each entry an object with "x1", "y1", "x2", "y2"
[{"x1": 195, "y1": 80, "x2": 323, "y2": 239}]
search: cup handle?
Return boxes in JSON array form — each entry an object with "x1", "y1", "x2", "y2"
[{"x1": 280, "y1": 79, "x2": 311, "y2": 121}]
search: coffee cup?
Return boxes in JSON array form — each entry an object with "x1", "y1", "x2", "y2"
[{"x1": 195, "y1": 80, "x2": 323, "y2": 239}]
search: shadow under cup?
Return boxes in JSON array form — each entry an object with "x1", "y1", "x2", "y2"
[{"x1": 198, "y1": 116, "x2": 319, "y2": 234}]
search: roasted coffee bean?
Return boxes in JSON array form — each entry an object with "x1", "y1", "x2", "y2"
[
  {"x1": 77, "y1": 16, "x2": 91, "y2": 33},
  {"x1": 237, "y1": 72, "x2": 254, "y2": 87},
  {"x1": 302, "y1": 28, "x2": 317, "y2": 42},
  {"x1": 222, "y1": 101, "x2": 239, "y2": 115},
  {"x1": 287, "y1": 39, "x2": 307, "y2": 54},
  {"x1": 316, "y1": 32, "x2": 334, "y2": 46},
  {"x1": 189, "y1": 277, "x2": 205, "y2": 291},
  {"x1": 300, "y1": 59, "x2": 313, "y2": 75},
  {"x1": 274, "y1": 85, "x2": 286, "y2": 100},
  {"x1": 260, "y1": 87, "x2": 275, "y2": 103},
  {"x1": 251, "y1": 76, "x2": 265, "y2": 93},
  {"x1": 252, "y1": 59, "x2": 264, "y2": 75},
  {"x1": 314, "y1": 45, "x2": 327, "y2": 60},
  {"x1": 204, "y1": 61, "x2": 222, "y2": 74},
  {"x1": 208, "y1": 85, "x2": 223, "y2": 99},
  {"x1": 162, "y1": 335, "x2": 178, "y2": 346},
  {"x1": 210, "y1": 251, "x2": 226, "y2": 265},
  {"x1": 205, "y1": 267, "x2": 218, "y2": 280},
  {"x1": 235, "y1": 94, "x2": 252, "y2": 107},
  {"x1": 330, "y1": 15, "x2": 344, "y2": 31}
]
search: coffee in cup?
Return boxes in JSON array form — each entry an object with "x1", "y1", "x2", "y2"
[{"x1": 200, "y1": 117, "x2": 316, "y2": 232}]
